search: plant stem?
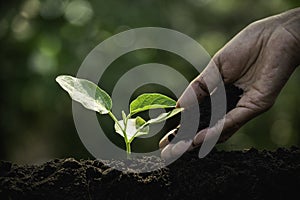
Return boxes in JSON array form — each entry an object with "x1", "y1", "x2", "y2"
[
  {"x1": 108, "y1": 111, "x2": 131, "y2": 155},
  {"x1": 126, "y1": 142, "x2": 131, "y2": 155},
  {"x1": 124, "y1": 114, "x2": 130, "y2": 134}
]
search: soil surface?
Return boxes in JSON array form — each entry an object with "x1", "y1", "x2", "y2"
[{"x1": 1, "y1": 147, "x2": 300, "y2": 200}]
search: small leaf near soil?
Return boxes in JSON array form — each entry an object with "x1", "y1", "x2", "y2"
[{"x1": 114, "y1": 117, "x2": 149, "y2": 141}]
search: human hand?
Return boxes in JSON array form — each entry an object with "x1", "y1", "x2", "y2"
[{"x1": 160, "y1": 8, "x2": 300, "y2": 159}]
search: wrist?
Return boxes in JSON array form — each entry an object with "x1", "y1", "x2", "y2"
[{"x1": 278, "y1": 8, "x2": 300, "y2": 66}]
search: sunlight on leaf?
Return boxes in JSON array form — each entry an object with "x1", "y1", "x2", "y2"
[
  {"x1": 114, "y1": 117, "x2": 149, "y2": 141},
  {"x1": 56, "y1": 75, "x2": 112, "y2": 114}
]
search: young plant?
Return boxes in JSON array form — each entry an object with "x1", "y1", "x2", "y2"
[{"x1": 56, "y1": 75, "x2": 183, "y2": 156}]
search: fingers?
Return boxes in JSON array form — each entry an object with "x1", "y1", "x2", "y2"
[
  {"x1": 197, "y1": 106, "x2": 260, "y2": 158},
  {"x1": 161, "y1": 105, "x2": 259, "y2": 160},
  {"x1": 161, "y1": 140, "x2": 193, "y2": 160},
  {"x1": 177, "y1": 59, "x2": 222, "y2": 108},
  {"x1": 160, "y1": 102, "x2": 200, "y2": 149}
]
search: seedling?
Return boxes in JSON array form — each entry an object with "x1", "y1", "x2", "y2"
[{"x1": 56, "y1": 75, "x2": 183, "y2": 156}]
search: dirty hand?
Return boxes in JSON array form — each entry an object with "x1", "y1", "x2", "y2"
[{"x1": 160, "y1": 8, "x2": 300, "y2": 159}]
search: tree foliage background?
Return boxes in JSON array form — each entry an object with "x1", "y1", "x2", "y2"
[{"x1": 1, "y1": 0, "x2": 300, "y2": 164}]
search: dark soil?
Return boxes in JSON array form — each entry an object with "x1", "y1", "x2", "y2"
[
  {"x1": 1, "y1": 147, "x2": 300, "y2": 200},
  {"x1": 2, "y1": 85, "x2": 299, "y2": 200},
  {"x1": 196, "y1": 84, "x2": 244, "y2": 132}
]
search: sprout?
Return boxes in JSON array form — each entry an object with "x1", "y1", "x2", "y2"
[{"x1": 56, "y1": 75, "x2": 183, "y2": 156}]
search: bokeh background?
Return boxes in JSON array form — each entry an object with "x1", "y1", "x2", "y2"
[{"x1": 1, "y1": 0, "x2": 300, "y2": 164}]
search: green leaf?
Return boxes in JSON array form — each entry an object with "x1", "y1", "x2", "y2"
[
  {"x1": 147, "y1": 108, "x2": 184, "y2": 124},
  {"x1": 135, "y1": 116, "x2": 146, "y2": 128},
  {"x1": 130, "y1": 93, "x2": 177, "y2": 115},
  {"x1": 114, "y1": 117, "x2": 149, "y2": 141},
  {"x1": 56, "y1": 75, "x2": 112, "y2": 114}
]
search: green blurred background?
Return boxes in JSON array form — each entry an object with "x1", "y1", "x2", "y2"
[{"x1": 1, "y1": 0, "x2": 300, "y2": 164}]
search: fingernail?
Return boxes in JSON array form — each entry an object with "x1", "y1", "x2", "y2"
[{"x1": 159, "y1": 139, "x2": 168, "y2": 149}]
